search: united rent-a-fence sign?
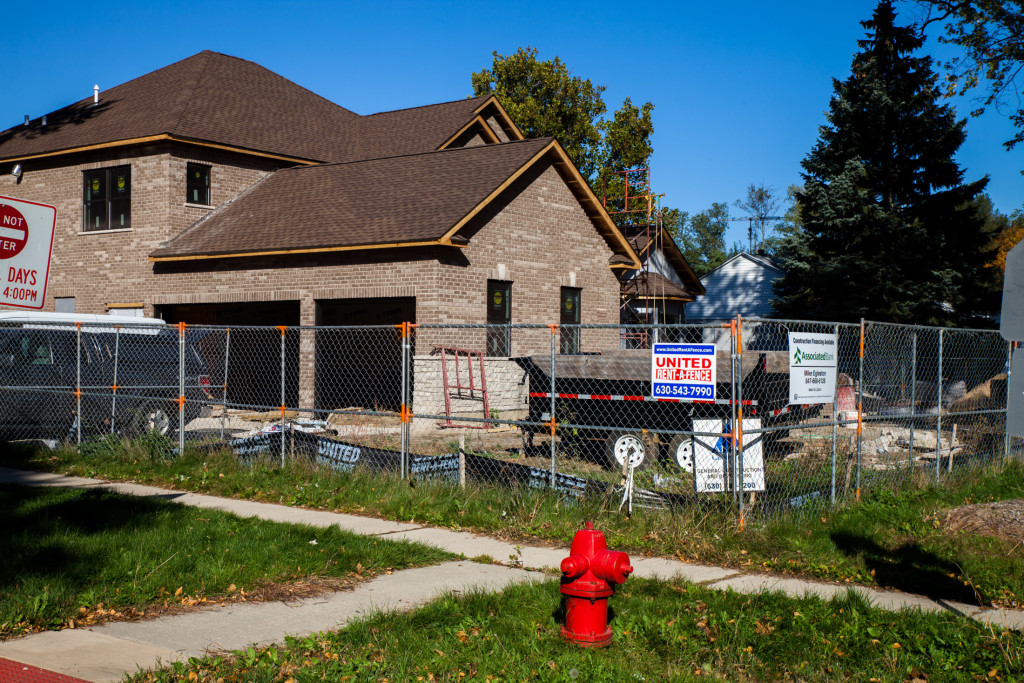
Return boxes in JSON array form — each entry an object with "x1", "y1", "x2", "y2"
[{"x1": 650, "y1": 343, "x2": 717, "y2": 401}]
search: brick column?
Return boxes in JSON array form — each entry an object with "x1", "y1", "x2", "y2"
[{"x1": 299, "y1": 294, "x2": 316, "y2": 411}]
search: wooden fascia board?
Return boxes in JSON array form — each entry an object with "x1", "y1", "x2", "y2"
[
  {"x1": 546, "y1": 141, "x2": 642, "y2": 270},
  {"x1": 0, "y1": 134, "x2": 321, "y2": 165},
  {"x1": 473, "y1": 96, "x2": 525, "y2": 140},
  {"x1": 437, "y1": 115, "x2": 501, "y2": 150},
  {"x1": 437, "y1": 141, "x2": 557, "y2": 244},
  {"x1": 149, "y1": 238, "x2": 460, "y2": 263},
  {"x1": 624, "y1": 294, "x2": 696, "y2": 303}
]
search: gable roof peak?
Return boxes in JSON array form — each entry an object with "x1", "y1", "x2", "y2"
[{"x1": 364, "y1": 94, "x2": 491, "y2": 118}]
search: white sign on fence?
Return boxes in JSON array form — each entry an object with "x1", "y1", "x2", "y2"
[
  {"x1": 693, "y1": 418, "x2": 765, "y2": 493},
  {"x1": 788, "y1": 332, "x2": 838, "y2": 405},
  {"x1": 650, "y1": 343, "x2": 717, "y2": 402},
  {"x1": 0, "y1": 195, "x2": 57, "y2": 310}
]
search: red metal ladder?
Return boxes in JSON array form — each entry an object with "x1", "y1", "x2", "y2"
[{"x1": 434, "y1": 346, "x2": 491, "y2": 428}]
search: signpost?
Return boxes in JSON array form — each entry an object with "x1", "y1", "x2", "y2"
[
  {"x1": 650, "y1": 343, "x2": 716, "y2": 401},
  {"x1": 1003, "y1": 239, "x2": 1024, "y2": 438},
  {"x1": 788, "y1": 332, "x2": 838, "y2": 405},
  {"x1": 0, "y1": 195, "x2": 57, "y2": 310}
]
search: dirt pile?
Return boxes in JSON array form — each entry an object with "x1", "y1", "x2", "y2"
[{"x1": 943, "y1": 499, "x2": 1024, "y2": 544}]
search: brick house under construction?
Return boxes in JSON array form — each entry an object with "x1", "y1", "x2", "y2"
[{"x1": 0, "y1": 51, "x2": 643, "y2": 411}]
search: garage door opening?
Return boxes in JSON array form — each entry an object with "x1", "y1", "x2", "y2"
[
  {"x1": 156, "y1": 301, "x2": 300, "y2": 409},
  {"x1": 315, "y1": 298, "x2": 414, "y2": 412}
]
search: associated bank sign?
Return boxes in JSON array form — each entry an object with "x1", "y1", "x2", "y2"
[{"x1": 788, "y1": 332, "x2": 837, "y2": 404}]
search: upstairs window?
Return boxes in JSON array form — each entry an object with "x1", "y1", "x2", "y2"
[
  {"x1": 83, "y1": 166, "x2": 131, "y2": 231},
  {"x1": 186, "y1": 163, "x2": 211, "y2": 205}
]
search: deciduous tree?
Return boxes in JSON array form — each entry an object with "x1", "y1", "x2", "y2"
[
  {"x1": 471, "y1": 47, "x2": 653, "y2": 185},
  {"x1": 914, "y1": 0, "x2": 1024, "y2": 153}
]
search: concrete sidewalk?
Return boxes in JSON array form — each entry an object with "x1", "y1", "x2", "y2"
[{"x1": 1, "y1": 466, "x2": 1022, "y2": 682}]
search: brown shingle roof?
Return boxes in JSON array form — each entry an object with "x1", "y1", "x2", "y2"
[
  {"x1": 621, "y1": 272, "x2": 698, "y2": 301},
  {"x1": 0, "y1": 51, "x2": 362, "y2": 163},
  {"x1": 150, "y1": 138, "x2": 555, "y2": 260},
  {"x1": 347, "y1": 97, "x2": 492, "y2": 162}
]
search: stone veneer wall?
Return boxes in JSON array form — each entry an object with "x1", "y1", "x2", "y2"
[{"x1": 412, "y1": 355, "x2": 530, "y2": 419}]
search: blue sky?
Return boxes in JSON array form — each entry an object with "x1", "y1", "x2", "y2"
[{"x1": 3, "y1": 1, "x2": 1019, "y2": 248}]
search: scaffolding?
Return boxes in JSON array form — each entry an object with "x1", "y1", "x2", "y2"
[{"x1": 601, "y1": 168, "x2": 669, "y2": 338}]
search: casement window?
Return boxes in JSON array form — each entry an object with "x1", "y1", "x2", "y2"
[
  {"x1": 186, "y1": 163, "x2": 211, "y2": 205},
  {"x1": 486, "y1": 280, "x2": 511, "y2": 356},
  {"x1": 83, "y1": 166, "x2": 131, "y2": 231},
  {"x1": 559, "y1": 287, "x2": 581, "y2": 354}
]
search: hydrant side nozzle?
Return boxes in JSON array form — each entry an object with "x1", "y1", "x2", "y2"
[
  {"x1": 560, "y1": 554, "x2": 588, "y2": 578},
  {"x1": 591, "y1": 549, "x2": 632, "y2": 586}
]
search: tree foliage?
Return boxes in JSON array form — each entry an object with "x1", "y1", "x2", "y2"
[
  {"x1": 675, "y1": 202, "x2": 737, "y2": 277},
  {"x1": 471, "y1": 47, "x2": 654, "y2": 184},
  {"x1": 773, "y1": 1, "x2": 993, "y2": 325},
  {"x1": 915, "y1": 0, "x2": 1024, "y2": 152},
  {"x1": 984, "y1": 200, "x2": 1024, "y2": 286},
  {"x1": 734, "y1": 184, "x2": 781, "y2": 252}
]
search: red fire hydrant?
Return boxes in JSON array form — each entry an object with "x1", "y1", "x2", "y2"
[{"x1": 560, "y1": 521, "x2": 633, "y2": 648}]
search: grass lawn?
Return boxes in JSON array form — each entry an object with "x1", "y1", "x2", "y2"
[
  {"x1": 131, "y1": 578, "x2": 1023, "y2": 682},
  {"x1": 3, "y1": 437, "x2": 1023, "y2": 608},
  {"x1": 0, "y1": 484, "x2": 451, "y2": 638}
]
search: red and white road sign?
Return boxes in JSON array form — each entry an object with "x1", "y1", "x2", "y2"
[{"x1": 0, "y1": 195, "x2": 57, "y2": 310}]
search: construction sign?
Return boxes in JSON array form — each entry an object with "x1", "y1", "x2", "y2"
[
  {"x1": 788, "y1": 332, "x2": 837, "y2": 405},
  {"x1": 0, "y1": 196, "x2": 57, "y2": 310}
]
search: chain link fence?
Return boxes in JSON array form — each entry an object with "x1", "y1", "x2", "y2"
[{"x1": 0, "y1": 316, "x2": 1017, "y2": 522}]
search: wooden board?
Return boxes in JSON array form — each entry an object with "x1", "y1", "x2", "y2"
[{"x1": 528, "y1": 348, "x2": 788, "y2": 383}]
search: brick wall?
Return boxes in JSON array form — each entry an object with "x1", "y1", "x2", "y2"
[
  {"x1": 1, "y1": 144, "x2": 624, "y2": 408},
  {"x1": 0, "y1": 142, "x2": 279, "y2": 312}
]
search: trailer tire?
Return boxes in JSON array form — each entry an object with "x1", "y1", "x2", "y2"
[
  {"x1": 605, "y1": 431, "x2": 656, "y2": 471},
  {"x1": 665, "y1": 434, "x2": 695, "y2": 473},
  {"x1": 128, "y1": 402, "x2": 177, "y2": 438}
]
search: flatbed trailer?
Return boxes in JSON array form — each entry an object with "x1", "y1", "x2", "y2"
[{"x1": 520, "y1": 348, "x2": 796, "y2": 471}]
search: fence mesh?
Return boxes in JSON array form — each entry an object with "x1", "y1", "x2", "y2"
[{"x1": 0, "y1": 317, "x2": 1017, "y2": 521}]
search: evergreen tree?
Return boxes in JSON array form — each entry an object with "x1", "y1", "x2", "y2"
[{"x1": 773, "y1": 1, "x2": 991, "y2": 325}]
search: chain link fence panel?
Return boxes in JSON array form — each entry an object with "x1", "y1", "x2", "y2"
[{"x1": 0, "y1": 317, "x2": 1015, "y2": 523}]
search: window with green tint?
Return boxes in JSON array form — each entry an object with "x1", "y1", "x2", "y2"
[
  {"x1": 486, "y1": 280, "x2": 511, "y2": 356},
  {"x1": 559, "y1": 287, "x2": 581, "y2": 354},
  {"x1": 186, "y1": 163, "x2": 211, "y2": 205},
  {"x1": 83, "y1": 166, "x2": 130, "y2": 231}
]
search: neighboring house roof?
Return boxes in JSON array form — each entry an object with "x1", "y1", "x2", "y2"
[
  {"x1": 149, "y1": 138, "x2": 641, "y2": 267},
  {"x1": 687, "y1": 251, "x2": 785, "y2": 321},
  {"x1": 0, "y1": 51, "x2": 523, "y2": 166}
]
